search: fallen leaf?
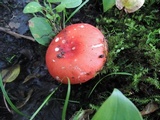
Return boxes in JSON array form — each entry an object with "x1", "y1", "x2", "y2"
[
  {"x1": 9, "y1": 22, "x2": 20, "y2": 29},
  {"x1": 23, "y1": 73, "x2": 40, "y2": 83},
  {"x1": 141, "y1": 102, "x2": 159, "y2": 116},
  {"x1": 1, "y1": 64, "x2": 20, "y2": 83},
  {"x1": 17, "y1": 89, "x2": 33, "y2": 108}
]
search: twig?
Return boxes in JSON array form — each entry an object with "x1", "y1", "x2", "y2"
[
  {"x1": 3, "y1": 83, "x2": 13, "y2": 114},
  {"x1": 0, "y1": 26, "x2": 35, "y2": 42}
]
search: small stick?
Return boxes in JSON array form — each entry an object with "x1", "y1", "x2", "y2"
[
  {"x1": 0, "y1": 26, "x2": 35, "y2": 42},
  {"x1": 3, "y1": 83, "x2": 13, "y2": 114}
]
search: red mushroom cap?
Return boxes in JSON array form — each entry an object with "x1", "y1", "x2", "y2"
[{"x1": 46, "y1": 23, "x2": 108, "y2": 84}]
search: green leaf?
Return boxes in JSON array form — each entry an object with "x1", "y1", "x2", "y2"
[
  {"x1": 62, "y1": 0, "x2": 82, "y2": 8},
  {"x1": 47, "y1": 0, "x2": 63, "y2": 3},
  {"x1": 28, "y1": 17, "x2": 55, "y2": 46},
  {"x1": 102, "y1": 0, "x2": 115, "y2": 12},
  {"x1": 23, "y1": 1, "x2": 43, "y2": 13},
  {"x1": 92, "y1": 89, "x2": 143, "y2": 120},
  {"x1": 1, "y1": 64, "x2": 20, "y2": 83},
  {"x1": 56, "y1": 3, "x2": 66, "y2": 12},
  {"x1": 48, "y1": 0, "x2": 82, "y2": 8}
]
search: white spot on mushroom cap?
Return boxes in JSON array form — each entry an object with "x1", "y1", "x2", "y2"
[
  {"x1": 78, "y1": 75, "x2": 81, "y2": 79},
  {"x1": 52, "y1": 59, "x2": 55, "y2": 62},
  {"x1": 55, "y1": 47, "x2": 60, "y2": 51},
  {"x1": 74, "y1": 59, "x2": 77, "y2": 62},
  {"x1": 62, "y1": 40, "x2": 66, "y2": 44},
  {"x1": 80, "y1": 71, "x2": 87, "y2": 75},
  {"x1": 56, "y1": 76, "x2": 60, "y2": 80},
  {"x1": 80, "y1": 25, "x2": 84, "y2": 28},
  {"x1": 74, "y1": 28, "x2": 76, "y2": 30},
  {"x1": 74, "y1": 66, "x2": 87, "y2": 75},
  {"x1": 91, "y1": 44, "x2": 104, "y2": 48},
  {"x1": 74, "y1": 66, "x2": 82, "y2": 72},
  {"x1": 72, "y1": 47, "x2": 76, "y2": 50},
  {"x1": 55, "y1": 37, "x2": 60, "y2": 42},
  {"x1": 61, "y1": 67, "x2": 65, "y2": 69},
  {"x1": 75, "y1": 66, "x2": 79, "y2": 69}
]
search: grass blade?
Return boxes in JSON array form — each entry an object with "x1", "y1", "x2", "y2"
[
  {"x1": 65, "y1": 0, "x2": 89, "y2": 23},
  {"x1": 0, "y1": 74, "x2": 29, "y2": 118},
  {"x1": 88, "y1": 72, "x2": 132, "y2": 98},
  {"x1": 62, "y1": 78, "x2": 71, "y2": 120},
  {"x1": 29, "y1": 86, "x2": 59, "y2": 120}
]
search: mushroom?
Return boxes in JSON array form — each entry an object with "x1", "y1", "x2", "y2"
[{"x1": 46, "y1": 23, "x2": 108, "y2": 84}]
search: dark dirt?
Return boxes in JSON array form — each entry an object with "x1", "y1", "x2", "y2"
[{"x1": 0, "y1": 0, "x2": 108, "y2": 120}]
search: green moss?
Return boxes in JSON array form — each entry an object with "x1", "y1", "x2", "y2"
[{"x1": 97, "y1": 1, "x2": 160, "y2": 119}]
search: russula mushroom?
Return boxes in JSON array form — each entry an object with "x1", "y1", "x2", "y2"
[{"x1": 46, "y1": 23, "x2": 108, "y2": 84}]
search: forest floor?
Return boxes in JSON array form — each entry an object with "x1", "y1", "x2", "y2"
[{"x1": 0, "y1": 0, "x2": 160, "y2": 120}]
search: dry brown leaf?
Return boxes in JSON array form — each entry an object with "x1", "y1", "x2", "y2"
[
  {"x1": 23, "y1": 73, "x2": 40, "y2": 83},
  {"x1": 17, "y1": 89, "x2": 33, "y2": 108},
  {"x1": 141, "y1": 102, "x2": 159, "y2": 116},
  {"x1": 9, "y1": 22, "x2": 20, "y2": 29}
]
